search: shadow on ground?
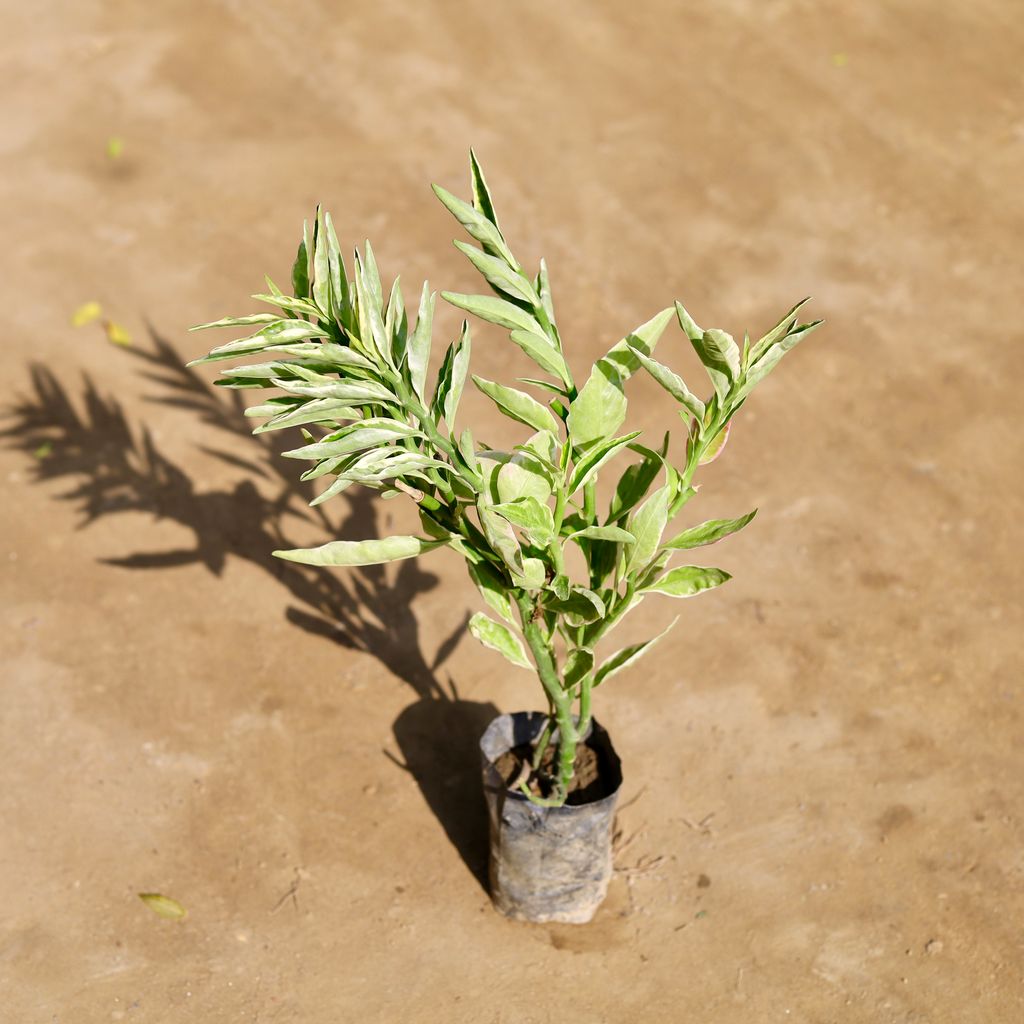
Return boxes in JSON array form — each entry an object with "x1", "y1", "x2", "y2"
[{"x1": 4, "y1": 331, "x2": 495, "y2": 890}]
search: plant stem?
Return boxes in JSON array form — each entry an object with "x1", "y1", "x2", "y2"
[
  {"x1": 516, "y1": 593, "x2": 577, "y2": 806},
  {"x1": 583, "y1": 478, "x2": 597, "y2": 523}
]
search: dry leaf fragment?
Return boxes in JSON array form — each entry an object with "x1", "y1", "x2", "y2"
[{"x1": 138, "y1": 892, "x2": 187, "y2": 920}]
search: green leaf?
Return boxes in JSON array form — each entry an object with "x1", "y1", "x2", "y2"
[
  {"x1": 251, "y1": 293, "x2": 323, "y2": 319},
  {"x1": 496, "y1": 453, "x2": 553, "y2": 504},
  {"x1": 567, "y1": 362, "x2": 626, "y2": 450},
  {"x1": 453, "y1": 241, "x2": 540, "y2": 306},
  {"x1": 432, "y1": 184, "x2": 518, "y2": 268},
  {"x1": 187, "y1": 320, "x2": 330, "y2": 365},
  {"x1": 354, "y1": 249, "x2": 391, "y2": 365},
  {"x1": 517, "y1": 376, "x2": 566, "y2": 396},
  {"x1": 691, "y1": 328, "x2": 740, "y2": 402},
  {"x1": 507, "y1": 329, "x2": 572, "y2": 388},
  {"x1": 642, "y1": 565, "x2": 731, "y2": 597},
  {"x1": 491, "y1": 495, "x2": 555, "y2": 547},
  {"x1": 273, "y1": 535, "x2": 445, "y2": 567},
  {"x1": 457, "y1": 427, "x2": 479, "y2": 475},
  {"x1": 251, "y1": 397, "x2": 359, "y2": 434},
  {"x1": 324, "y1": 212, "x2": 349, "y2": 324},
  {"x1": 607, "y1": 443, "x2": 666, "y2": 521},
  {"x1": 734, "y1": 319, "x2": 823, "y2": 402},
  {"x1": 566, "y1": 309, "x2": 674, "y2": 449},
  {"x1": 408, "y1": 283, "x2": 436, "y2": 403},
  {"x1": 567, "y1": 431, "x2": 641, "y2": 495},
  {"x1": 271, "y1": 377, "x2": 397, "y2": 406},
  {"x1": 627, "y1": 346, "x2": 706, "y2": 422},
  {"x1": 536, "y1": 258, "x2": 556, "y2": 329},
  {"x1": 437, "y1": 322, "x2": 472, "y2": 427},
  {"x1": 626, "y1": 484, "x2": 671, "y2": 572},
  {"x1": 511, "y1": 556, "x2": 545, "y2": 590},
  {"x1": 698, "y1": 420, "x2": 731, "y2": 465},
  {"x1": 674, "y1": 300, "x2": 702, "y2": 342},
  {"x1": 472, "y1": 376, "x2": 559, "y2": 435},
  {"x1": 281, "y1": 420, "x2": 422, "y2": 460},
  {"x1": 567, "y1": 525, "x2": 636, "y2": 544},
  {"x1": 600, "y1": 307, "x2": 675, "y2": 380},
  {"x1": 469, "y1": 148, "x2": 500, "y2": 229},
  {"x1": 544, "y1": 587, "x2": 605, "y2": 626},
  {"x1": 479, "y1": 504, "x2": 525, "y2": 573},
  {"x1": 385, "y1": 276, "x2": 407, "y2": 363},
  {"x1": 361, "y1": 239, "x2": 383, "y2": 309},
  {"x1": 312, "y1": 206, "x2": 331, "y2": 314},
  {"x1": 441, "y1": 292, "x2": 541, "y2": 335},
  {"x1": 292, "y1": 233, "x2": 310, "y2": 300},
  {"x1": 594, "y1": 616, "x2": 679, "y2": 687},
  {"x1": 748, "y1": 297, "x2": 811, "y2": 364},
  {"x1": 190, "y1": 312, "x2": 280, "y2": 332},
  {"x1": 138, "y1": 893, "x2": 188, "y2": 920},
  {"x1": 665, "y1": 510, "x2": 756, "y2": 549},
  {"x1": 564, "y1": 648, "x2": 594, "y2": 688},
  {"x1": 469, "y1": 612, "x2": 531, "y2": 669},
  {"x1": 468, "y1": 561, "x2": 516, "y2": 624},
  {"x1": 309, "y1": 475, "x2": 353, "y2": 507}
]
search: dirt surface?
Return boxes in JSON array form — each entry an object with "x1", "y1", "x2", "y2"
[
  {"x1": 2, "y1": 2, "x2": 1022, "y2": 1021},
  {"x1": 495, "y1": 738, "x2": 603, "y2": 803}
]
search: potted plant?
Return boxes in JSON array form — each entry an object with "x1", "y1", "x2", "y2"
[{"x1": 189, "y1": 153, "x2": 821, "y2": 924}]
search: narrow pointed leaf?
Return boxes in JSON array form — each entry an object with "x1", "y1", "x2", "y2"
[
  {"x1": 443, "y1": 322, "x2": 472, "y2": 426},
  {"x1": 431, "y1": 184, "x2": 517, "y2": 268},
  {"x1": 674, "y1": 301, "x2": 702, "y2": 342},
  {"x1": 665, "y1": 510, "x2": 757, "y2": 550},
  {"x1": 506, "y1": 329, "x2": 572, "y2": 388},
  {"x1": 734, "y1": 319, "x2": 823, "y2": 401},
  {"x1": 408, "y1": 283, "x2": 435, "y2": 402},
  {"x1": 566, "y1": 309, "x2": 671, "y2": 449},
  {"x1": 628, "y1": 346, "x2": 706, "y2": 422},
  {"x1": 749, "y1": 297, "x2": 811, "y2": 364},
  {"x1": 453, "y1": 241, "x2": 539, "y2": 306},
  {"x1": 567, "y1": 525, "x2": 636, "y2": 544},
  {"x1": 567, "y1": 431, "x2": 642, "y2": 495},
  {"x1": 594, "y1": 616, "x2": 679, "y2": 686},
  {"x1": 190, "y1": 313, "x2": 280, "y2": 332},
  {"x1": 441, "y1": 292, "x2": 542, "y2": 335},
  {"x1": 642, "y1": 565, "x2": 731, "y2": 597},
  {"x1": 626, "y1": 485, "x2": 671, "y2": 572},
  {"x1": 472, "y1": 376, "x2": 559, "y2": 435},
  {"x1": 469, "y1": 149, "x2": 500, "y2": 228},
  {"x1": 273, "y1": 535, "x2": 445, "y2": 567}
]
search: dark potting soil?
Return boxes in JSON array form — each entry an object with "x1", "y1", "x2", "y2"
[{"x1": 494, "y1": 738, "x2": 611, "y2": 806}]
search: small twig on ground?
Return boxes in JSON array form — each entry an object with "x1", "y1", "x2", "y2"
[{"x1": 270, "y1": 868, "x2": 303, "y2": 914}]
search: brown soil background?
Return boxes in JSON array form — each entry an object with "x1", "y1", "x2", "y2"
[{"x1": 2, "y1": 2, "x2": 1022, "y2": 1021}]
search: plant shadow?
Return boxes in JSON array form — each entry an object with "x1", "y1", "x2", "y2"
[{"x1": 3, "y1": 329, "x2": 495, "y2": 891}]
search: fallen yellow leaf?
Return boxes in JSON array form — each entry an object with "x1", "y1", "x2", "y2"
[
  {"x1": 71, "y1": 301, "x2": 103, "y2": 327},
  {"x1": 105, "y1": 320, "x2": 132, "y2": 346}
]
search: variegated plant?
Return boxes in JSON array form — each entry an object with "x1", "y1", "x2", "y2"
[{"x1": 189, "y1": 153, "x2": 821, "y2": 806}]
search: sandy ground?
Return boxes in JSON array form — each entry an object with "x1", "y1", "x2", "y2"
[{"x1": 2, "y1": 1, "x2": 1023, "y2": 1021}]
